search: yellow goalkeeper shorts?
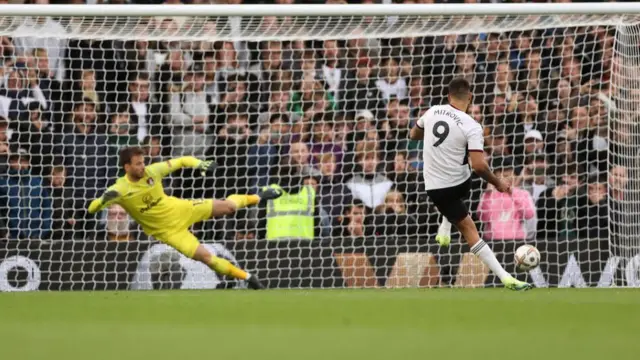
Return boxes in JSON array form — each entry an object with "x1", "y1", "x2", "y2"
[{"x1": 154, "y1": 199, "x2": 214, "y2": 258}]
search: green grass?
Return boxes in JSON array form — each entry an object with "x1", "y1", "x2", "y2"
[{"x1": 0, "y1": 289, "x2": 639, "y2": 360}]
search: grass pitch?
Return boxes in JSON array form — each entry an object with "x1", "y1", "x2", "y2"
[{"x1": 1, "y1": 289, "x2": 638, "y2": 360}]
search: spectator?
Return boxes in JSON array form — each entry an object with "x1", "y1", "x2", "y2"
[
  {"x1": 217, "y1": 41, "x2": 248, "y2": 84},
  {"x1": 608, "y1": 165, "x2": 628, "y2": 202},
  {"x1": 345, "y1": 142, "x2": 394, "y2": 210},
  {"x1": 169, "y1": 63, "x2": 211, "y2": 158},
  {"x1": 319, "y1": 39, "x2": 344, "y2": 101},
  {"x1": 566, "y1": 105, "x2": 599, "y2": 169},
  {"x1": 517, "y1": 49, "x2": 550, "y2": 101},
  {"x1": 213, "y1": 73, "x2": 249, "y2": 133},
  {"x1": 289, "y1": 74, "x2": 336, "y2": 120},
  {"x1": 288, "y1": 141, "x2": 312, "y2": 172},
  {"x1": 505, "y1": 93, "x2": 541, "y2": 156},
  {"x1": 154, "y1": 49, "x2": 185, "y2": 113},
  {"x1": 317, "y1": 152, "x2": 352, "y2": 218},
  {"x1": 381, "y1": 96, "x2": 411, "y2": 152},
  {"x1": 31, "y1": 48, "x2": 63, "y2": 126},
  {"x1": 376, "y1": 56, "x2": 407, "y2": 101},
  {"x1": 46, "y1": 165, "x2": 76, "y2": 240},
  {"x1": 127, "y1": 72, "x2": 163, "y2": 144},
  {"x1": 478, "y1": 161, "x2": 536, "y2": 241},
  {"x1": 97, "y1": 204, "x2": 139, "y2": 242},
  {"x1": 141, "y1": 134, "x2": 164, "y2": 165},
  {"x1": 247, "y1": 113, "x2": 290, "y2": 191},
  {"x1": 123, "y1": 37, "x2": 157, "y2": 87},
  {"x1": 13, "y1": 13, "x2": 66, "y2": 81},
  {"x1": 515, "y1": 129, "x2": 545, "y2": 168},
  {"x1": 294, "y1": 48, "x2": 317, "y2": 83},
  {"x1": 67, "y1": 69, "x2": 104, "y2": 117},
  {"x1": 518, "y1": 155, "x2": 552, "y2": 203},
  {"x1": 248, "y1": 40, "x2": 285, "y2": 107},
  {"x1": 62, "y1": 98, "x2": 110, "y2": 206},
  {"x1": 493, "y1": 61, "x2": 514, "y2": 103},
  {"x1": 0, "y1": 36, "x2": 15, "y2": 73},
  {"x1": 536, "y1": 164, "x2": 581, "y2": 240},
  {"x1": 257, "y1": 81, "x2": 292, "y2": 127},
  {"x1": 577, "y1": 174, "x2": 608, "y2": 240},
  {"x1": 107, "y1": 110, "x2": 139, "y2": 176},
  {"x1": 371, "y1": 189, "x2": 419, "y2": 236},
  {"x1": 407, "y1": 72, "x2": 429, "y2": 118},
  {"x1": 207, "y1": 107, "x2": 253, "y2": 199},
  {"x1": 0, "y1": 116, "x2": 10, "y2": 173},
  {"x1": 15, "y1": 102, "x2": 62, "y2": 176},
  {"x1": 0, "y1": 62, "x2": 32, "y2": 121},
  {"x1": 0, "y1": 146, "x2": 52, "y2": 240},
  {"x1": 341, "y1": 58, "x2": 383, "y2": 117},
  {"x1": 486, "y1": 125, "x2": 512, "y2": 165},
  {"x1": 332, "y1": 200, "x2": 368, "y2": 240},
  {"x1": 310, "y1": 114, "x2": 343, "y2": 168}
]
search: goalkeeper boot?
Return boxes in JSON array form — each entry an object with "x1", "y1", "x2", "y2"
[
  {"x1": 502, "y1": 276, "x2": 533, "y2": 291},
  {"x1": 257, "y1": 188, "x2": 284, "y2": 201},
  {"x1": 247, "y1": 274, "x2": 265, "y2": 290}
]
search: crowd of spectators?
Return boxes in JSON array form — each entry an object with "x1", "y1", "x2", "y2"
[{"x1": 0, "y1": 0, "x2": 634, "y2": 247}]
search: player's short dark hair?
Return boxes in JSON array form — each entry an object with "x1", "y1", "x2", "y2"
[
  {"x1": 120, "y1": 146, "x2": 145, "y2": 169},
  {"x1": 448, "y1": 77, "x2": 471, "y2": 100}
]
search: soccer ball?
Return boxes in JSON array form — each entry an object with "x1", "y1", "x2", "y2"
[{"x1": 515, "y1": 245, "x2": 540, "y2": 270}]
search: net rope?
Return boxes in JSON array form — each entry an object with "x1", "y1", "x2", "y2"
[{"x1": 0, "y1": 8, "x2": 639, "y2": 290}]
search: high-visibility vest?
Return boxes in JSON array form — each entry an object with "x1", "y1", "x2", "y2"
[{"x1": 265, "y1": 184, "x2": 315, "y2": 241}]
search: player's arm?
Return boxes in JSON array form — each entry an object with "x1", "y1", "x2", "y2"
[
  {"x1": 87, "y1": 187, "x2": 121, "y2": 214},
  {"x1": 468, "y1": 152, "x2": 510, "y2": 193},
  {"x1": 466, "y1": 124, "x2": 511, "y2": 194},
  {"x1": 146, "y1": 156, "x2": 215, "y2": 178},
  {"x1": 409, "y1": 115, "x2": 425, "y2": 141}
]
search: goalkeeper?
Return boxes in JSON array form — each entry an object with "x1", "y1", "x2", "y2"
[{"x1": 88, "y1": 147, "x2": 282, "y2": 289}]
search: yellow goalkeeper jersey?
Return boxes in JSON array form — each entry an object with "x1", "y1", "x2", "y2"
[{"x1": 88, "y1": 157, "x2": 203, "y2": 236}]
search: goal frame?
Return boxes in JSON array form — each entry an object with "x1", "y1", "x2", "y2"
[
  {"x1": 1, "y1": 3, "x2": 640, "y2": 18},
  {"x1": 1, "y1": 1, "x2": 639, "y2": 290}
]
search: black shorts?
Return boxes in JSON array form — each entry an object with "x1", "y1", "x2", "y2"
[{"x1": 426, "y1": 178, "x2": 471, "y2": 223}]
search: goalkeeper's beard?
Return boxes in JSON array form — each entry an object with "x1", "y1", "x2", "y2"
[{"x1": 106, "y1": 219, "x2": 131, "y2": 236}]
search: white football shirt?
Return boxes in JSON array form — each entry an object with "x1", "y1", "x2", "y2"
[{"x1": 417, "y1": 104, "x2": 484, "y2": 190}]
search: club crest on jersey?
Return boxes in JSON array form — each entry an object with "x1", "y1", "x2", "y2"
[{"x1": 147, "y1": 178, "x2": 154, "y2": 186}]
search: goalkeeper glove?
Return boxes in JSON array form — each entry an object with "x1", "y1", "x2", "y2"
[
  {"x1": 198, "y1": 160, "x2": 215, "y2": 176},
  {"x1": 102, "y1": 190, "x2": 120, "y2": 204}
]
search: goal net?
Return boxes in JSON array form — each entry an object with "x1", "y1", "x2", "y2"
[{"x1": 0, "y1": 3, "x2": 639, "y2": 291}]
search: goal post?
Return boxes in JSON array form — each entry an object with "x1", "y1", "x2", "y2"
[{"x1": 0, "y1": 3, "x2": 639, "y2": 291}]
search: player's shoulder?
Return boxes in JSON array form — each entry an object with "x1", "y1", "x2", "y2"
[
  {"x1": 105, "y1": 177, "x2": 128, "y2": 194},
  {"x1": 457, "y1": 111, "x2": 482, "y2": 132},
  {"x1": 112, "y1": 176, "x2": 129, "y2": 188}
]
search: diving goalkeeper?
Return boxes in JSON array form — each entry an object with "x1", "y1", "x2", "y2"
[{"x1": 88, "y1": 146, "x2": 282, "y2": 289}]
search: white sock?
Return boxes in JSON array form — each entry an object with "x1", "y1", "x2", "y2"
[
  {"x1": 470, "y1": 240, "x2": 511, "y2": 281},
  {"x1": 438, "y1": 217, "x2": 451, "y2": 235}
]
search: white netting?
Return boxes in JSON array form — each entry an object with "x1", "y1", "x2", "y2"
[{"x1": 1, "y1": 4, "x2": 639, "y2": 291}]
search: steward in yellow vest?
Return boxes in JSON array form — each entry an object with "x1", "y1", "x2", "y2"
[
  {"x1": 262, "y1": 184, "x2": 318, "y2": 241},
  {"x1": 257, "y1": 164, "x2": 321, "y2": 241}
]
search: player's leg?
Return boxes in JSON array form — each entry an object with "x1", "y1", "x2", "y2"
[
  {"x1": 454, "y1": 215, "x2": 531, "y2": 291},
  {"x1": 209, "y1": 188, "x2": 284, "y2": 218},
  {"x1": 156, "y1": 230, "x2": 264, "y2": 289},
  {"x1": 428, "y1": 181, "x2": 531, "y2": 290},
  {"x1": 210, "y1": 199, "x2": 239, "y2": 217},
  {"x1": 435, "y1": 216, "x2": 452, "y2": 246},
  {"x1": 192, "y1": 244, "x2": 265, "y2": 289}
]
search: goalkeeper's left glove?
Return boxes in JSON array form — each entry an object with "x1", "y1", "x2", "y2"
[{"x1": 198, "y1": 160, "x2": 216, "y2": 176}]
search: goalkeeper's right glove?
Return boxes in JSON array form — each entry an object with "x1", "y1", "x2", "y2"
[
  {"x1": 197, "y1": 160, "x2": 216, "y2": 176},
  {"x1": 102, "y1": 190, "x2": 120, "y2": 204}
]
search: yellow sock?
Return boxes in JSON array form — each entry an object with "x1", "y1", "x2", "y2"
[
  {"x1": 208, "y1": 256, "x2": 249, "y2": 280},
  {"x1": 226, "y1": 194, "x2": 260, "y2": 209}
]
